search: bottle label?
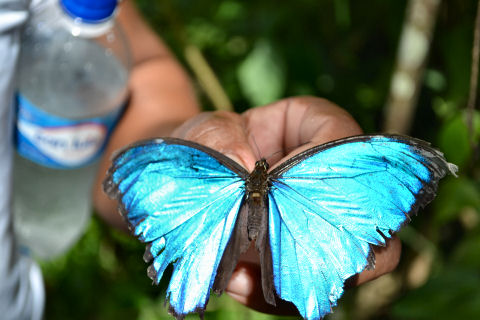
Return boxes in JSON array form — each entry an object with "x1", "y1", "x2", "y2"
[{"x1": 15, "y1": 94, "x2": 124, "y2": 169}]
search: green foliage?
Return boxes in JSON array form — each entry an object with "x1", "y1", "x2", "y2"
[
  {"x1": 42, "y1": 0, "x2": 480, "y2": 319},
  {"x1": 136, "y1": 0, "x2": 406, "y2": 122},
  {"x1": 438, "y1": 111, "x2": 480, "y2": 169},
  {"x1": 41, "y1": 218, "x2": 163, "y2": 319},
  {"x1": 237, "y1": 39, "x2": 286, "y2": 106},
  {"x1": 393, "y1": 223, "x2": 480, "y2": 320},
  {"x1": 433, "y1": 177, "x2": 480, "y2": 226},
  {"x1": 392, "y1": 266, "x2": 480, "y2": 320}
]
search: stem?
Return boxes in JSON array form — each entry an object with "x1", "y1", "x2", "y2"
[
  {"x1": 467, "y1": 0, "x2": 480, "y2": 154},
  {"x1": 383, "y1": 0, "x2": 441, "y2": 134},
  {"x1": 184, "y1": 45, "x2": 233, "y2": 111}
]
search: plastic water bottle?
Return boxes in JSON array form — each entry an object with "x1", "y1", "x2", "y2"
[{"x1": 13, "y1": 0, "x2": 130, "y2": 259}]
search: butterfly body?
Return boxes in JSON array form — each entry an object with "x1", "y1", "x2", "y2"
[
  {"x1": 104, "y1": 135, "x2": 457, "y2": 320},
  {"x1": 245, "y1": 159, "x2": 270, "y2": 241}
]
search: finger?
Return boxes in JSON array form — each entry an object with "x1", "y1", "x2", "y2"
[
  {"x1": 355, "y1": 236, "x2": 402, "y2": 285},
  {"x1": 171, "y1": 111, "x2": 257, "y2": 171},
  {"x1": 226, "y1": 262, "x2": 299, "y2": 316},
  {"x1": 242, "y1": 96, "x2": 363, "y2": 166}
]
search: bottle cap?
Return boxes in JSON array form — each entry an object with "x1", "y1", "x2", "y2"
[{"x1": 60, "y1": 0, "x2": 118, "y2": 22}]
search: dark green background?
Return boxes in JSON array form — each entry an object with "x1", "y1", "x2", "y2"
[{"x1": 42, "y1": 0, "x2": 480, "y2": 319}]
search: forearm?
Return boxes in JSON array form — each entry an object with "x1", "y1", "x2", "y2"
[{"x1": 93, "y1": 1, "x2": 199, "y2": 229}]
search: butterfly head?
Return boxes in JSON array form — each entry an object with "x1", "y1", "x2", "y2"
[
  {"x1": 255, "y1": 159, "x2": 269, "y2": 171},
  {"x1": 246, "y1": 158, "x2": 270, "y2": 193}
]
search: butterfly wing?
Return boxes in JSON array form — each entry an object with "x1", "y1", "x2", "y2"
[
  {"x1": 267, "y1": 135, "x2": 457, "y2": 320},
  {"x1": 103, "y1": 138, "x2": 249, "y2": 318}
]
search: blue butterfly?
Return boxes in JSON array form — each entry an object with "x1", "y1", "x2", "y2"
[{"x1": 103, "y1": 134, "x2": 457, "y2": 320}]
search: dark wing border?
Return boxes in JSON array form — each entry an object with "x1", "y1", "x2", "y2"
[
  {"x1": 104, "y1": 137, "x2": 250, "y2": 195},
  {"x1": 270, "y1": 134, "x2": 456, "y2": 177},
  {"x1": 112, "y1": 137, "x2": 249, "y2": 177}
]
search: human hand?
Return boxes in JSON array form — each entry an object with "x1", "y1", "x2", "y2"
[{"x1": 171, "y1": 96, "x2": 402, "y2": 315}]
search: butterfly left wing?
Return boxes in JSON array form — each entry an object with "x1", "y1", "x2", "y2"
[
  {"x1": 103, "y1": 138, "x2": 249, "y2": 318},
  {"x1": 267, "y1": 135, "x2": 457, "y2": 320}
]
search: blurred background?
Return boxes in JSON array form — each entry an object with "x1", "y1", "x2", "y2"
[{"x1": 41, "y1": 0, "x2": 480, "y2": 319}]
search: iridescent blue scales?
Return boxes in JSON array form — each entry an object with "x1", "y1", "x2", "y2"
[{"x1": 103, "y1": 135, "x2": 457, "y2": 320}]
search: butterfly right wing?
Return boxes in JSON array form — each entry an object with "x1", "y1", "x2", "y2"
[
  {"x1": 103, "y1": 138, "x2": 248, "y2": 318},
  {"x1": 267, "y1": 135, "x2": 456, "y2": 320}
]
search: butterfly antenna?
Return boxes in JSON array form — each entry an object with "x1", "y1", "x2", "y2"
[
  {"x1": 249, "y1": 134, "x2": 263, "y2": 160},
  {"x1": 264, "y1": 150, "x2": 284, "y2": 164},
  {"x1": 264, "y1": 141, "x2": 310, "y2": 164}
]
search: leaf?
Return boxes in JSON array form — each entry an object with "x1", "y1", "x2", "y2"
[
  {"x1": 237, "y1": 39, "x2": 286, "y2": 106},
  {"x1": 452, "y1": 232, "x2": 480, "y2": 268},
  {"x1": 433, "y1": 177, "x2": 480, "y2": 225},
  {"x1": 215, "y1": 1, "x2": 245, "y2": 21},
  {"x1": 470, "y1": 109, "x2": 480, "y2": 144},
  {"x1": 392, "y1": 267, "x2": 480, "y2": 320},
  {"x1": 438, "y1": 111, "x2": 475, "y2": 168}
]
